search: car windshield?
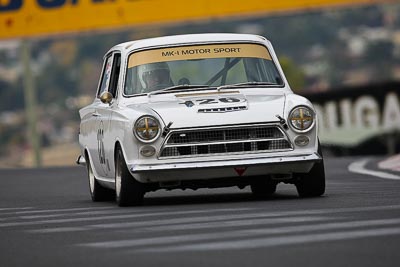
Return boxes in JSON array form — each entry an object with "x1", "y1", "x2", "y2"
[{"x1": 124, "y1": 43, "x2": 283, "y2": 95}]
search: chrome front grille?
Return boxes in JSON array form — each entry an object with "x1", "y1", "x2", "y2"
[
  {"x1": 198, "y1": 106, "x2": 247, "y2": 113},
  {"x1": 159, "y1": 124, "x2": 293, "y2": 159}
]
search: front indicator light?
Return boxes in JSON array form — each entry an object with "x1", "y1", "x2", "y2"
[
  {"x1": 140, "y1": 145, "x2": 156, "y2": 157},
  {"x1": 294, "y1": 135, "x2": 310, "y2": 146},
  {"x1": 289, "y1": 106, "x2": 314, "y2": 131},
  {"x1": 134, "y1": 116, "x2": 160, "y2": 142}
]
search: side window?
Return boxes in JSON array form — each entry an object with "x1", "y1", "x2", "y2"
[
  {"x1": 109, "y1": 54, "x2": 121, "y2": 97},
  {"x1": 97, "y1": 55, "x2": 113, "y2": 97},
  {"x1": 97, "y1": 53, "x2": 121, "y2": 98}
]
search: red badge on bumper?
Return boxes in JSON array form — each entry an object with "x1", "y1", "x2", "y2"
[{"x1": 234, "y1": 167, "x2": 247, "y2": 176}]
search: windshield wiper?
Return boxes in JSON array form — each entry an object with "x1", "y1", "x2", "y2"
[
  {"x1": 217, "y1": 82, "x2": 279, "y2": 90},
  {"x1": 148, "y1": 85, "x2": 212, "y2": 96}
]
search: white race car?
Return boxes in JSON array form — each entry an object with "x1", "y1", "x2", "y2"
[{"x1": 77, "y1": 33, "x2": 325, "y2": 206}]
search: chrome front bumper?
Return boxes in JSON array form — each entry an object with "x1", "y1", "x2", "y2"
[{"x1": 128, "y1": 153, "x2": 322, "y2": 183}]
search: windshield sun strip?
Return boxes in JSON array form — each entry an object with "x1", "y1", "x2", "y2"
[{"x1": 127, "y1": 43, "x2": 272, "y2": 69}]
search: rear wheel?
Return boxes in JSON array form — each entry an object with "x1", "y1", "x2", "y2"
[
  {"x1": 86, "y1": 155, "x2": 114, "y2": 201},
  {"x1": 115, "y1": 147, "x2": 145, "y2": 206},
  {"x1": 250, "y1": 178, "x2": 277, "y2": 198},
  {"x1": 295, "y1": 142, "x2": 326, "y2": 197}
]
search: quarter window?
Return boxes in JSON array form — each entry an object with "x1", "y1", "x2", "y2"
[{"x1": 97, "y1": 53, "x2": 121, "y2": 98}]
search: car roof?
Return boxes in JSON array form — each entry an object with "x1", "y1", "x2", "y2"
[{"x1": 109, "y1": 33, "x2": 270, "y2": 54}]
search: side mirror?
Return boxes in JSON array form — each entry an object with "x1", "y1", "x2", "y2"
[{"x1": 100, "y1": 91, "x2": 113, "y2": 104}]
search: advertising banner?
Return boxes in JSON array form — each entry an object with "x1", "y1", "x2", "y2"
[
  {"x1": 305, "y1": 82, "x2": 400, "y2": 151},
  {"x1": 0, "y1": 0, "x2": 390, "y2": 39}
]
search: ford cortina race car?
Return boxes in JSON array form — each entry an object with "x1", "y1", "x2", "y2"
[{"x1": 77, "y1": 33, "x2": 325, "y2": 206}]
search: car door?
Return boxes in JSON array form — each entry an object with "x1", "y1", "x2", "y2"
[{"x1": 90, "y1": 52, "x2": 121, "y2": 178}]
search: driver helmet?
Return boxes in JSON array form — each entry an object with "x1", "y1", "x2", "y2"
[{"x1": 139, "y1": 62, "x2": 171, "y2": 90}]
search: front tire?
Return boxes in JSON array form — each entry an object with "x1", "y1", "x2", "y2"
[
  {"x1": 295, "y1": 142, "x2": 326, "y2": 197},
  {"x1": 86, "y1": 155, "x2": 114, "y2": 201},
  {"x1": 115, "y1": 147, "x2": 145, "y2": 206},
  {"x1": 250, "y1": 178, "x2": 277, "y2": 198}
]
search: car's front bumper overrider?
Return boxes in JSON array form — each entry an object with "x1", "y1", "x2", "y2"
[{"x1": 128, "y1": 153, "x2": 322, "y2": 183}]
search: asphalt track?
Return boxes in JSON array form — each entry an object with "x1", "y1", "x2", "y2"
[{"x1": 1, "y1": 156, "x2": 400, "y2": 267}]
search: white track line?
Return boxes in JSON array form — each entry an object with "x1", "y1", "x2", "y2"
[
  {"x1": 0, "y1": 207, "x2": 254, "y2": 228},
  {"x1": 30, "y1": 216, "x2": 330, "y2": 234},
  {"x1": 348, "y1": 159, "x2": 400, "y2": 180},
  {"x1": 24, "y1": 204, "x2": 400, "y2": 233},
  {"x1": 0, "y1": 207, "x2": 114, "y2": 217},
  {"x1": 140, "y1": 216, "x2": 332, "y2": 232},
  {"x1": 80, "y1": 218, "x2": 400, "y2": 249},
  {"x1": 3, "y1": 204, "x2": 400, "y2": 229},
  {"x1": 0, "y1": 207, "x2": 33, "y2": 212},
  {"x1": 149, "y1": 227, "x2": 400, "y2": 252}
]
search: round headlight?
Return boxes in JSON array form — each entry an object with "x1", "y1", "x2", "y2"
[
  {"x1": 134, "y1": 116, "x2": 160, "y2": 142},
  {"x1": 289, "y1": 106, "x2": 314, "y2": 131}
]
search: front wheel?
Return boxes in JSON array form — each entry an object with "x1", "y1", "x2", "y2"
[
  {"x1": 86, "y1": 155, "x2": 114, "y2": 201},
  {"x1": 250, "y1": 178, "x2": 277, "y2": 198},
  {"x1": 295, "y1": 142, "x2": 326, "y2": 197},
  {"x1": 115, "y1": 148, "x2": 145, "y2": 206}
]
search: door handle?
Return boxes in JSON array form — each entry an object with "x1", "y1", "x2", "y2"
[{"x1": 92, "y1": 112, "x2": 100, "y2": 117}]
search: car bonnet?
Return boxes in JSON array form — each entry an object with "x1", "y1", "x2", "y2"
[{"x1": 127, "y1": 90, "x2": 286, "y2": 128}]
